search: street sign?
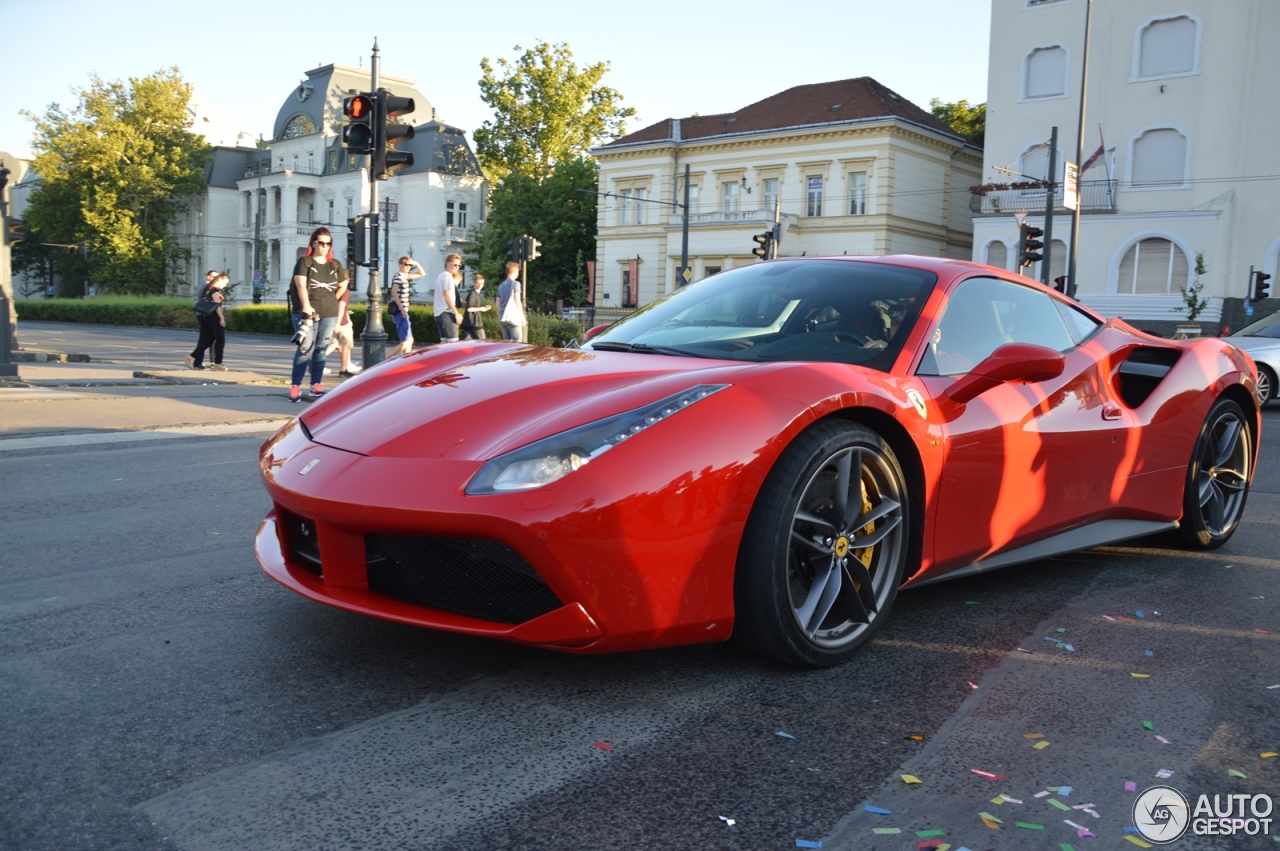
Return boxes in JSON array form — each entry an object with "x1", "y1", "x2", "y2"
[
  {"x1": 386, "y1": 201, "x2": 398, "y2": 223},
  {"x1": 1063, "y1": 162, "x2": 1079, "y2": 211},
  {"x1": 253, "y1": 269, "x2": 263, "y2": 280},
  {"x1": 681, "y1": 267, "x2": 692, "y2": 283}
]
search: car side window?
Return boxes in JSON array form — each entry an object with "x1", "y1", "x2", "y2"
[
  {"x1": 1053, "y1": 299, "x2": 1103, "y2": 343},
  {"x1": 917, "y1": 277, "x2": 1077, "y2": 376}
]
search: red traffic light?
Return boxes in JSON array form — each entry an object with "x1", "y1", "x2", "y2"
[{"x1": 344, "y1": 94, "x2": 372, "y2": 119}]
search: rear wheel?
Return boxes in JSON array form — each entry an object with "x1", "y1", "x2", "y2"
[
  {"x1": 1176, "y1": 397, "x2": 1252, "y2": 548},
  {"x1": 734, "y1": 420, "x2": 909, "y2": 667},
  {"x1": 1257, "y1": 364, "x2": 1275, "y2": 407}
]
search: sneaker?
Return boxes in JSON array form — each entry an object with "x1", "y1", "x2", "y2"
[
  {"x1": 322, "y1": 367, "x2": 332, "y2": 375},
  {"x1": 339, "y1": 369, "x2": 358, "y2": 377},
  {"x1": 210, "y1": 364, "x2": 227, "y2": 372},
  {"x1": 310, "y1": 383, "x2": 326, "y2": 399},
  {"x1": 183, "y1": 355, "x2": 196, "y2": 369},
  {"x1": 289, "y1": 385, "x2": 302, "y2": 403}
]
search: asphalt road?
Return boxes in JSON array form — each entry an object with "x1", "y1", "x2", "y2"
[{"x1": 1, "y1": 395, "x2": 1277, "y2": 849}]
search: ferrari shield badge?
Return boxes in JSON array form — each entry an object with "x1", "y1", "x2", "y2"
[
  {"x1": 299, "y1": 459, "x2": 321, "y2": 475},
  {"x1": 905, "y1": 389, "x2": 928, "y2": 419}
]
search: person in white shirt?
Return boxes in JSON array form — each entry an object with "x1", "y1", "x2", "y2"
[
  {"x1": 496, "y1": 261, "x2": 527, "y2": 342},
  {"x1": 433, "y1": 254, "x2": 463, "y2": 344}
]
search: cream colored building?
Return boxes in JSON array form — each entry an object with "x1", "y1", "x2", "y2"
[
  {"x1": 591, "y1": 78, "x2": 981, "y2": 310},
  {"x1": 974, "y1": 0, "x2": 1280, "y2": 324}
]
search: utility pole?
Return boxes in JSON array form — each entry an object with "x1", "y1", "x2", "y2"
[
  {"x1": 382, "y1": 197, "x2": 391, "y2": 285},
  {"x1": 360, "y1": 39, "x2": 388, "y2": 368},
  {"x1": 1065, "y1": 0, "x2": 1093, "y2": 299},
  {"x1": 679, "y1": 163, "x2": 690, "y2": 286},
  {"x1": 1041, "y1": 126, "x2": 1058, "y2": 288},
  {"x1": 0, "y1": 163, "x2": 19, "y2": 377},
  {"x1": 771, "y1": 196, "x2": 781, "y2": 259}
]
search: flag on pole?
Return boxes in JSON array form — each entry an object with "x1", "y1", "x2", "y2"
[{"x1": 1080, "y1": 128, "x2": 1106, "y2": 174}]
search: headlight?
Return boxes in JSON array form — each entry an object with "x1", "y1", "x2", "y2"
[{"x1": 466, "y1": 384, "x2": 729, "y2": 494}]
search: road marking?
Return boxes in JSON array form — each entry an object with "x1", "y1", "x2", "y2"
[
  {"x1": 0, "y1": 420, "x2": 292, "y2": 451},
  {"x1": 1094, "y1": 546, "x2": 1280, "y2": 570}
]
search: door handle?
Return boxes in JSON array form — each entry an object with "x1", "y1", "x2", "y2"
[{"x1": 1101, "y1": 404, "x2": 1123, "y2": 421}]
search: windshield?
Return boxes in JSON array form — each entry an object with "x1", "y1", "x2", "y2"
[
  {"x1": 586, "y1": 260, "x2": 937, "y2": 372},
  {"x1": 1232, "y1": 312, "x2": 1280, "y2": 338}
]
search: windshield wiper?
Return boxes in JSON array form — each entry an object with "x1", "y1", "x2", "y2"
[{"x1": 588, "y1": 341, "x2": 715, "y2": 358}]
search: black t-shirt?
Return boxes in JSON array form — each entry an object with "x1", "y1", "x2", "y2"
[
  {"x1": 292, "y1": 256, "x2": 346, "y2": 318},
  {"x1": 460, "y1": 286, "x2": 487, "y2": 329}
]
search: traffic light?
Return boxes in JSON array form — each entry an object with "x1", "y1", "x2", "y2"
[
  {"x1": 1255, "y1": 271, "x2": 1273, "y2": 300},
  {"x1": 1018, "y1": 223, "x2": 1044, "y2": 268},
  {"x1": 346, "y1": 228, "x2": 357, "y2": 270},
  {"x1": 523, "y1": 236, "x2": 541, "y2": 262},
  {"x1": 507, "y1": 237, "x2": 523, "y2": 263},
  {"x1": 349, "y1": 215, "x2": 376, "y2": 267},
  {"x1": 752, "y1": 231, "x2": 772, "y2": 260},
  {"x1": 342, "y1": 93, "x2": 375, "y2": 155},
  {"x1": 1053, "y1": 275, "x2": 1068, "y2": 293},
  {"x1": 372, "y1": 89, "x2": 416, "y2": 181},
  {"x1": 4, "y1": 217, "x2": 24, "y2": 246}
]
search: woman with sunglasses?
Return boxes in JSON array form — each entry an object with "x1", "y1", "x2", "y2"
[{"x1": 289, "y1": 226, "x2": 347, "y2": 402}]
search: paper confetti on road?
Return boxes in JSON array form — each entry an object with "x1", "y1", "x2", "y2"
[
  {"x1": 1261, "y1": 752, "x2": 1278, "y2": 759},
  {"x1": 1049, "y1": 799, "x2": 1071, "y2": 811},
  {"x1": 796, "y1": 840, "x2": 822, "y2": 849},
  {"x1": 718, "y1": 816, "x2": 736, "y2": 827},
  {"x1": 968, "y1": 682, "x2": 979, "y2": 689},
  {"x1": 970, "y1": 769, "x2": 1007, "y2": 780},
  {"x1": 916, "y1": 841, "x2": 944, "y2": 851},
  {"x1": 1065, "y1": 644, "x2": 1075, "y2": 651},
  {"x1": 906, "y1": 735, "x2": 925, "y2": 741},
  {"x1": 1156, "y1": 769, "x2": 1174, "y2": 778},
  {"x1": 1015, "y1": 822, "x2": 1045, "y2": 830},
  {"x1": 1256, "y1": 628, "x2": 1272, "y2": 635},
  {"x1": 901, "y1": 774, "x2": 923, "y2": 785},
  {"x1": 1017, "y1": 647, "x2": 1031, "y2": 652},
  {"x1": 1061, "y1": 845, "x2": 1076, "y2": 851},
  {"x1": 1118, "y1": 616, "x2": 1136, "y2": 623},
  {"x1": 1056, "y1": 627, "x2": 1067, "y2": 633},
  {"x1": 980, "y1": 817, "x2": 1000, "y2": 830},
  {"x1": 1269, "y1": 685, "x2": 1280, "y2": 689},
  {"x1": 917, "y1": 830, "x2": 946, "y2": 838},
  {"x1": 1065, "y1": 820, "x2": 1087, "y2": 830},
  {"x1": 1136, "y1": 610, "x2": 1145, "y2": 618},
  {"x1": 1229, "y1": 769, "x2": 1248, "y2": 779},
  {"x1": 1125, "y1": 781, "x2": 1137, "y2": 791},
  {"x1": 991, "y1": 796, "x2": 1005, "y2": 805},
  {"x1": 965, "y1": 601, "x2": 980, "y2": 605},
  {"x1": 1145, "y1": 650, "x2": 1154, "y2": 656},
  {"x1": 979, "y1": 812, "x2": 1003, "y2": 825},
  {"x1": 1143, "y1": 721, "x2": 1154, "y2": 730},
  {"x1": 1055, "y1": 786, "x2": 1073, "y2": 795},
  {"x1": 864, "y1": 805, "x2": 892, "y2": 815},
  {"x1": 1103, "y1": 615, "x2": 1117, "y2": 621},
  {"x1": 1156, "y1": 735, "x2": 1171, "y2": 744},
  {"x1": 1131, "y1": 673, "x2": 1151, "y2": 678},
  {"x1": 1077, "y1": 828, "x2": 1096, "y2": 838},
  {"x1": 776, "y1": 731, "x2": 796, "y2": 739},
  {"x1": 593, "y1": 741, "x2": 614, "y2": 751},
  {"x1": 1034, "y1": 740, "x2": 1051, "y2": 750},
  {"x1": 1034, "y1": 791, "x2": 1050, "y2": 798},
  {"x1": 872, "y1": 827, "x2": 901, "y2": 835},
  {"x1": 1124, "y1": 836, "x2": 1153, "y2": 848},
  {"x1": 1024, "y1": 733, "x2": 1044, "y2": 739},
  {"x1": 1252, "y1": 596, "x2": 1266, "y2": 600}
]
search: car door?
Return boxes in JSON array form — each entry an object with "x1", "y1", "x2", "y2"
[{"x1": 914, "y1": 276, "x2": 1134, "y2": 570}]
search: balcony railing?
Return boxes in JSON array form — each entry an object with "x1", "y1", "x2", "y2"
[
  {"x1": 969, "y1": 179, "x2": 1117, "y2": 215},
  {"x1": 242, "y1": 163, "x2": 321, "y2": 179}
]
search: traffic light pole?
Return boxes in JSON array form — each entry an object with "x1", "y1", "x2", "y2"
[
  {"x1": 680, "y1": 163, "x2": 690, "y2": 286},
  {"x1": 1041, "y1": 126, "x2": 1058, "y2": 288},
  {"x1": 361, "y1": 40, "x2": 388, "y2": 368}
]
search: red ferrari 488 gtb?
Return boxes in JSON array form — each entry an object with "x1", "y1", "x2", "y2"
[{"x1": 256, "y1": 256, "x2": 1260, "y2": 666}]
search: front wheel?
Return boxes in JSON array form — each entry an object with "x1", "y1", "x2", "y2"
[
  {"x1": 1257, "y1": 364, "x2": 1275, "y2": 408},
  {"x1": 1176, "y1": 397, "x2": 1252, "y2": 548},
  {"x1": 734, "y1": 420, "x2": 910, "y2": 667}
]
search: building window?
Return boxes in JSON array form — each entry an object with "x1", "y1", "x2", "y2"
[
  {"x1": 1024, "y1": 45, "x2": 1068, "y2": 99},
  {"x1": 985, "y1": 241, "x2": 1008, "y2": 270},
  {"x1": 1136, "y1": 15, "x2": 1198, "y2": 79},
  {"x1": 457, "y1": 203, "x2": 468, "y2": 229},
  {"x1": 328, "y1": 151, "x2": 338, "y2": 174},
  {"x1": 346, "y1": 198, "x2": 353, "y2": 222},
  {"x1": 704, "y1": 266, "x2": 721, "y2": 278},
  {"x1": 620, "y1": 189, "x2": 632, "y2": 226},
  {"x1": 634, "y1": 188, "x2": 647, "y2": 225},
  {"x1": 1018, "y1": 143, "x2": 1051, "y2": 181},
  {"x1": 762, "y1": 178, "x2": 778, "y2": 213},
  {"x1": 1117, "y1": 237, "x2": 1189, "y2": 294},
  {"x1": 446, "y1": 201, "x2": 455, "y2": 226},
  {"x1": 685, "y1": 184, "x2": 699, "y2": 214},
  {"x1": 282, "y1": 114, "x2": 315, "y2": 138},
  {"x1": 327, "y1": 200, "x2": 334, "y2": 224},
  {"x1": 622, "y1": 270, "x2": 635, "y2": 307},
  {"x1": 307, "y1": 152, "x2": 314, "y2": 173},
  {"x1": 806, "y1": 176, "x2": 823, "y2": 217},
  {"x1": 1130, "y1": 128, "x2": 1188, "y2": 188},
  {"x1": 848, "y1": 172, "x2": 867, "y2": 216},
  {"x1": 307, "y1": 202, "x2": 314, "y2": 223},
  {"x1": 721, "y1": 181, "x2": 739, "y2": 213}
]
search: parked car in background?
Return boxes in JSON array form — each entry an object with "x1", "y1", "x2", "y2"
[{"x1": 1230, "y1": 312, "x2": 1280, "y2": 406}]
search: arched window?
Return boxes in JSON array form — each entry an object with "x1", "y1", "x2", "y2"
[
  {"x1": 1117, "y1": 237, "x2": 1189, "y2": 294},
  {"x1": 1024, "y1": 46, "x2": 1068, "y2": 99},
  {"x1": 1136, "y1": 15, "x2": 1199, "y2": 79},
  {"x1": 985, "y1": 241, "x2": 1008, "y2": 270},
  {"x1": 1018, "y1": 143, "x2": 1050, "y2": 181},
  {"x1": 282, "y1": 114, "x2": 315, "y2": 139},
  {"x1": 1130, "y1": 128, "x2": 1188, "y2": 188}
]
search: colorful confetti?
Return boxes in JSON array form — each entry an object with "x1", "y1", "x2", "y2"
[
  {"x1": 901, "y1": 774, "x2": 923, "y2": 785},
  {"x1": 872, "y1": 828, "x2": 901, "y2": 835},
  {"x1": 796, "y1": 841, "x2": 822, "y2": 849},
  {"x1": 1049, "y1": 799, "x2": 1071, "y2": 811},
  {"x1": 1034, "y1": 740, "x2": 1051, "y2": 750},
  {"x1": 1229, "y1": 769, "x2": 1247, "y2": 779},
  {"x1": 1131, "y1": 673, "x2": 1151, "y2": 679},
  {"x1": 1124, "y1": 836, "x2": 1153, "y2": 849},
  {"x1": 864, "y1": 805, "x2": 892, "y2": 815},
  {"x1": 1143, "y1": 721, "x2": 1154, "y2": 730},
  {"x1": 776, "y1": 731, "x2": 796, "y2": 739},
  {"x1": 1125, "y1": 781, "x2": 1137, "y2": 791},
  {"x1": 593, "y1": 741, "x2": 613, "y2": 751},
  {"x1": 1156, "y1": 735, "x2": 1171, "y2": 744},
  {"x1": 1015, "y1": 822, "x2": 1045, "y2": 830}
]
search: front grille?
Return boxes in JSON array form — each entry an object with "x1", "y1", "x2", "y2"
[
  {"x1": 366, "y1": 536, "x2": 562, "y2": 624},
  {"x1": 278, "y1": 510, "x2": 322, "y2": 576}
]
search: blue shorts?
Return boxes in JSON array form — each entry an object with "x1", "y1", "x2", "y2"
[{"x1": 393, "y1": 312, "x2": 412, "y2": 342}]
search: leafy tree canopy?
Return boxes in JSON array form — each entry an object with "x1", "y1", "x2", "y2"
[
  {"x1": 474, "y1": 41, "x2": 635, "y2": 183},
  {"x1": 464, "y1": 156, "x2": 598, "y2": 307},
  {"x1": 930, "y1": 98, "x2": 986, "y2": 148},
  {"x1": 19, "y1": 67, "x2": 210, "y2": 295}
]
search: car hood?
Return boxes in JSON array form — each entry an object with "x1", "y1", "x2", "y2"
[
  {"x1": 1227, "y1": 335, "x2": 1280, "y2": 354},
  {"x1": 299, "y1": 343, "x2": 756, "y2": 461}
]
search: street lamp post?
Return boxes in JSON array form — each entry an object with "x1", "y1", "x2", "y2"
[
  {"x1": 361, "y1": 40, "x2": 389, "y2": 368},
  {"x1": 1065, "y1": 0, "x2": 1093, "y2": 300}
]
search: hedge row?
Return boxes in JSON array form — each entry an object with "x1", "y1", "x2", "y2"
[{"x1": 16, "y1": 297, "x2": 587, "y2": 347}]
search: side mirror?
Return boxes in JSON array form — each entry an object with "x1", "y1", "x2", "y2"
[
  {"x1": 945, "y1": 342, "x2": 1065, "y2": 405},
  {"x1": 584, "y1": 323, "x2": 610, "y2": 340}
]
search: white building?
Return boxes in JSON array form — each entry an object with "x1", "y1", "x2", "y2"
[
  {"x1": 591, "y1": 78, "x2": 981, "y2": 311},
  {"x1": 975, "y1": 0, "x2": 1280, "y2": 326}
]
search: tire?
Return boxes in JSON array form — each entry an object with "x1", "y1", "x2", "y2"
[
  {"x1": 1176, "y1": 397, "x2": 1252, "y2": 549},
  {"x1": 734, "y1": 419, "x2": 909, "y2": 667},
  {"x1": 1257, "y1": 364, "x2": 1276, "y2": 408}
]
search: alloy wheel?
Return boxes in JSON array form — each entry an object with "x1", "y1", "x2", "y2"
[{"x1": 1195, "y1": 408, "x2": 1250, "y2": 536}]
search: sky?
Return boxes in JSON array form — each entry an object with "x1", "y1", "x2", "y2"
[{"x1": 0, "y1": 0, "x2": 991, "y2": 161}]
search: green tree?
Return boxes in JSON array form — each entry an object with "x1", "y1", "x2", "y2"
[
  {"x1": 474, "y1": 41, "x2": 635, "y2": 183},
  {"x1": 19, "y1": 68, "x2": 210, "y2": 295},
  {"x1": 464, "y1": 156, "x2": 599, "y2": 307},
  {"x1": 930, "y1": 98, "x2": 986, "y2": 148}
]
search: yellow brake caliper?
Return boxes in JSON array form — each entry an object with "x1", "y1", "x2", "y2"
[{"x1": 853, "y1": 479, "x2": 875, "y2": 571}]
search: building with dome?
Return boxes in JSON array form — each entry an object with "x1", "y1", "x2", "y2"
[{"x1": 179, "y1": 62, "x2": 486, "y2": 299}]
